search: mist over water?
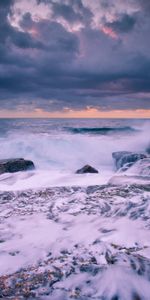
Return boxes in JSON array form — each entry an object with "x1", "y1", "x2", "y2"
[{"x1": 0, "y1": 118, "x2": 149, "y2": 190}]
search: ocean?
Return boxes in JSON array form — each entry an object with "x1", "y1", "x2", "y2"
[{"x1": 0, "y1": 118, "x2": 149, "y2": 190}]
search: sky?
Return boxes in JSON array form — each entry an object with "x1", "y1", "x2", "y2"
[{"x1": 0, "y1": 0, "x2": 150, "y2": 118}]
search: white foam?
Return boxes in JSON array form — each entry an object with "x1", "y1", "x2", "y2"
[{"x1": 0, "y1": 124, "x2": 149, "y2": 190}]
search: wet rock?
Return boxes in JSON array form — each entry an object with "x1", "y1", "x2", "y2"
[
  {"x1": 75, "y1": 165, "x2": 99, "y2": 174},
  {"x1": 112, "y1": 151, "x2": 147, "y2": 170},
  {"x1": 69, "y1": 288, "x2": 81, "y2": 298},
  {"x1": 0, "y1": 184, "x2": 150, "y2": 299},
  {"x1": 0, "y1": 239, "x2": 5, "y2": 243},
  {"x1": 112, "y1": 151, "x2": 131, "y2": 162},
  {"x1": 0, "y1": 158, "x2": 35, "y2": 174},
  {"x1": 108, "y1": 175, "x2": 150, "y2": 186},
  {"x1": 111, "y1": 295, "x2": 119, "y2": 300},
  {"x1": 80, "y1": 263, "x2": 100, "y2": 275},
  {"x1": 118, "y1": 162, "x2": 135, "y2": 172},
  {"x1": 125, "y1": 158, "x2": 150, "y2": 177},
  {"x1": 105, "y1": 250, "x2": 117, "y2": 265},
  {"x1": 0, "y1": 263, "x2": 63, "y2": 299},
  {"x1": 146, "y1": 144, "x2": 150, "y2": 155},
  {"x1": 132, "y1": 292, "x2": 142, "y2": 300}
]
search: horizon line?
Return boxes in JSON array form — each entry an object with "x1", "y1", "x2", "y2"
[{"x1": 0, "y1": 117, "x2": 149, "y2": 119}]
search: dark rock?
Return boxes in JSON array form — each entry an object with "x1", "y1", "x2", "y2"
[
  {"x1": 132, "y1": 293, "x2": 142, "y2": 300},
  {"x1": 112, "y1": 151, "x2": 147, "y2": 170},
  {"x1": 0, "y1": 239, "x2": 5, "y2": 243},
  {"x1": 105, "y1": 250, "x2": 117, "y2": 265},
  {"x1": 112, "y1": 151, "x2": 131, "y2": 162},
  {"x1": 146, "y1": 144, "x2": 150, "y2": 155},
  {"x1": 111, "y1": 296, "x2": 119, "y2": 300},
  {"x1": 126, "y1": 158, "x2": 150, "y2": 176},
  {"x1": 76, "y1": 165, "x2": 99, "y2": 174},
  {"x1": 0, "y1": 158, "x2": 35, "y2": 175},
  {"x1": 119, "y1": 162, "x2": 134, "y2": 172}
]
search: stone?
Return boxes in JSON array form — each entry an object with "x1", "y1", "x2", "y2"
[
  {"x1": 146, "y1": 145, "x2": 150, "y2": 155},
  {"x1": 108, "y1": 175, "x2": 150, "y2": 186},
  {"x1": 126, "y1": 158, "x2": 150, "y2": 177},
  {"x1": 112, "y1": 151, "x2": 147, "y2": 170},
  {"x1": 112, "y1": 151, "x2": 131, "y2": 162},
  {"x1": 76, "y1": 165, "x2": 99, "y2": 174},
  {"x1": 0, "y1": 158, "x2": 35, "y2": 175}
]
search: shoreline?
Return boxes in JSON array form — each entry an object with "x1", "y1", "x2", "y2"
[{"x1": 0, "y1": 182, "x2": 150, "y2": 299}]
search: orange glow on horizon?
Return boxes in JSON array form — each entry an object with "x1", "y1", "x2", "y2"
[{"x1": 0, "y1": 107, "x2": 149, "y2": 118}]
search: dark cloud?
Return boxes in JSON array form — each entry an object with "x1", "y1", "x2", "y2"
[
  {"x1": 0, "y1": 2, "x2": 44, "y2": 49},
  {"x1": 105, "y1": 13, "x2": 136, "y2": 33},
  {"x1": 0, "y1": 0, "x2": 149, "y2": 113},
  {"x1": 138, "y1": 0, "x2": 150, "y2": 11},
  {"x1": 37, "y1": 0, "x2": 93, "y2": 27},
  {"x1": 0, "y1": 0, "x2": 14, "y2": 15},
  {"x1": 51, "y1": 1, "x2": 92, "y2": 25},
  {"x1": 100, "y1": 0, "x2": 114, "y2": 10},
  {"x1": 19, "y1": 12, "x2": 34, "y2": 31}
]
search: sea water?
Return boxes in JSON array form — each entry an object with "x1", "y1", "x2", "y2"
[{"x1": 0, "y1": 118, "x2": 149, "y2": 190}]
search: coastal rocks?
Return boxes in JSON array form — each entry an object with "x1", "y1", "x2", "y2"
[
  {"x1": 112, "y1": 151, "x2": 147, "y2": 170},
  {"x1": 75, "y1": 165, "x2": 99, "y2": 174},
  {"x1": 0, "y1": 185, "x2": 150, "y2": 299},
  {"x1": 0, "y1": 158, "x2": 35, "y2": 175},
  {"x1": 112, "y1": 149, "x2": 150, "y2": 181},
  {"x1": 108, "y1": 175, "x2": 150, "y2": 186},
  {"x1": 0, "y1": 262, "x2": 63, "y2": 299},
  {"x1": 146, "y1": 144, "x2": 150, "y2": 154},
  {"x1": 125, "y1": 158, "x2": 150, "y2": 177}
]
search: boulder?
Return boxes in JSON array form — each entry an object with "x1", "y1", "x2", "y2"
[
  {"x1": 0, "y1": 158, "x2": 35, "y2": 175},
  {"x1": 125, "y1": 158, "x2": 150, "y2": 177},
  {"x1": 108, "y1": 175, "x2": 150, "y2": 186},
  {"x1": 118, "y1": 162, "x2": 134, "y2": 173},
  {"x1": 146, "y1": 144, "x2": 150, "y2": 155},
  {"x1": 112, "y1": 151, "x2": 147, "y2": 170},
  {"x1": 112, "y1": 151, "x2": 131, "y2": 162},
  {"x1": 76, "y1": 165, "x2": 99, "y2": 174}
]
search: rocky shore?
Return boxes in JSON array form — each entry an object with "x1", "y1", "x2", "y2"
[
  {"x1": 0, "y1": 158, "x2": 35, "y2": 175},
  {"x1": 0, "y1": 148, "x2": 150, "y2": 299},
  {"x1": 0, "y1": 181, "x2": 150, "y2": 299}
]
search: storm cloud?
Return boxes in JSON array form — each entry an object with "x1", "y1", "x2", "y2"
[
  {"x1": 0, "y1": 0, "x2": 149, "y2": 112},
  {"x1": 105, "y1": 13, "x2": 136, "y2": 33}
]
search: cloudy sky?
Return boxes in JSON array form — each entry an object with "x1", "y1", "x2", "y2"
[{"x1": 0, "y1": 0, "x2": 150, "y2": 118}]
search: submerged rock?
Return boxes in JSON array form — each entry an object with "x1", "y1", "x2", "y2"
[
  {"x1": 76, "y1": 165, "x2": 99, "y2": 174},
  {"x1": 112, "y1": 151, "x2": 147, "y2": 170},
  {"x1": 0, "y1": 158, "x2": 35, "y2": 175}
]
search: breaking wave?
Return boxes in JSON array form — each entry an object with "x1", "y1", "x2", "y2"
[
  {"x1": 0, "y1": 118, "x2": 149, "y2": 190},
  {"x1": 64, "y1": 126, "x2": 137, "y2": 135}
]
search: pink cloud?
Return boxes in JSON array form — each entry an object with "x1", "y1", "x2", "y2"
[{"x1": 101, "y1": 26, "x2": 118, "y2": 39}]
